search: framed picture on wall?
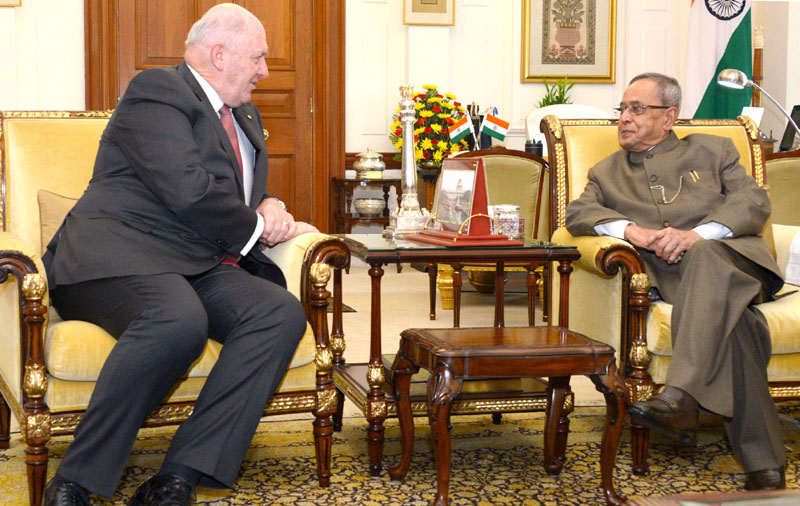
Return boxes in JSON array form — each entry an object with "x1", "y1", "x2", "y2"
[
  {"x1": 521, "y1": 0, "x2": 617, "y2": 83},
  {"x1": 403, "y1": 0, "x2": 455, "y2": 26},
  {"x1": 0, "y1": 0, "x2": 22, "y2": 6}
]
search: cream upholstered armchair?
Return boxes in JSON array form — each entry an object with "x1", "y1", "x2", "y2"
[
  {"x1": 541, "y1": 115, "x2": 800, "y2": 475},
  {"x1": 433, "y1": 146, "x2": 550, "y2": 318},
  {"x1": 0, "y1": 111, "x2": 350, "y2": 506},
  {"x1": 765, "y1": 149, "x2": 800, "y2": 226}
]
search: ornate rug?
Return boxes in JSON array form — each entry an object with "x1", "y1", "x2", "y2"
[{"x1": 1, "y1": 403, "x2": 798, "y2": 505}]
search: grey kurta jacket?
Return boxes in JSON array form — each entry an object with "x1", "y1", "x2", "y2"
[{"x1": 565, "y1": 131, "x2": 783, "y2": 297}]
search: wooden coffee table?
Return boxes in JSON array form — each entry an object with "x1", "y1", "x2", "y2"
[{"x1": 388, "y1": 326, "x2": 629, "y2": 506}]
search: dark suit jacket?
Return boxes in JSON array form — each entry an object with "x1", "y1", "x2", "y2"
[{"x1": 44, "y1": 63, "x2": 285, "y2": 288}]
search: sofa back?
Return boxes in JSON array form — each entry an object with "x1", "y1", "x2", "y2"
[
  {"x1": 540, "y1": 116, "x2": 764, "y2": 235},
  {"x1": 765, "y1": 150, "x2": 800, "y2": 226},
  {"x1": 0, "y1": 111, "x2": 110, "y2": 257}
]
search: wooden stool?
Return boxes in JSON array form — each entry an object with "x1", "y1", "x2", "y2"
[{"x1": 388, "y1": 326, "x2": 629, "y2": 506}]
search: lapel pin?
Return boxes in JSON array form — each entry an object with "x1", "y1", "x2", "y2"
[{"x1": 247, "y1": 114, "x2": 252, "y2": 120}]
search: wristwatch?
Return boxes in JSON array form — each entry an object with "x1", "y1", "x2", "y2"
[{"x1": 268, "y1": 196, "x2": 287, "y2": 211}]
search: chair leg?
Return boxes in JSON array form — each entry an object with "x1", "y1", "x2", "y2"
[
  {"x1": 25, "y1": 429, "x2": 48, "y2": 506},
  {"x1": 0, "y1": 394, "x2": 10, "y2": 449},
  {"x1": 313, "y1": 411, "x2": 333, "y2": 487},
  {"x1": 630, "y1": 422, "x2": 650, "y2": 475}
]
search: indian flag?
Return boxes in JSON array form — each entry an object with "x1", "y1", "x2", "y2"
[
  {"x1": 684, "y1": 0, "x2": 752, "y2": 119},
  {"x1": 479, "y1": 114, "x2": 509, "y2": 141},
  {"x1": 449, "y1": 116, "x2": 473, "y2": 144}
]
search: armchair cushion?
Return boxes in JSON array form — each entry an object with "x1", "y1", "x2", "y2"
[{"x1": 38, "y1": 190, "x2": 78, "y2": 253}]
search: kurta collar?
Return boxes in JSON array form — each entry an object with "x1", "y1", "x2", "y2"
[{"x1": 628, "y1": 131, "x2": 680, "y2": 165}]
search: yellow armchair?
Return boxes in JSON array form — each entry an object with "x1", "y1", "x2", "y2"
[
  {"x1": 541, "y1": 115, "x2": 800, "y2": 475},
  {"x1": 0, "y1": 111, "x2": 350, "y2": 506}
]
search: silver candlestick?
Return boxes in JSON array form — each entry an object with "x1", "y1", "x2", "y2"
[{"x1": 384, "y1": 84, "x2": 429, "y2": 238}]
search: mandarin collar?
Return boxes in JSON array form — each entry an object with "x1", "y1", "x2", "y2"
[{"x1": 627, "y1": 131, "x2": 679, "y2": 165}]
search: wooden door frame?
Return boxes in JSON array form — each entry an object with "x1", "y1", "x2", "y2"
[{"x1": 84, "y1": 0, "x2": 345, "y2": 232}]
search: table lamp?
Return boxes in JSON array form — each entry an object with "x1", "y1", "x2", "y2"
[{"x1": 717, "y1": 68, "x2": 800, "y2": 141}]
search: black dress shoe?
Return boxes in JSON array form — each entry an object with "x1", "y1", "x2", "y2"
[
  {"x1": 628, "y1": 386, "x2": 698, "y2": 445},
  {"x1": 127, "y1": 474, "x2": 194, "y2": 506},
  {"x1": 43, "y1": 480, "x2": 91, "y2": 506},
  {"x1": 745, "y1": 466, "x2": 785, "y2": 490}
]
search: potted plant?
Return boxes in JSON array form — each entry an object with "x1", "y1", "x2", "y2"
[{"x1": 536, "y1": 76, "x2": 574, "y2": 108}]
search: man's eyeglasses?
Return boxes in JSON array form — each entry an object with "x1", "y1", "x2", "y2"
[{"x1": 613, "y1": 103, "x2": 671, "y2": 116}]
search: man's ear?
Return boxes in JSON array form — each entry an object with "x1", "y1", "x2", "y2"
[
  {"x1": 663, "y1": 106, "x2": 678, "y2": 131},
  {"x1": 210, "y1": 44, "x2": 225, "y2": 71}
]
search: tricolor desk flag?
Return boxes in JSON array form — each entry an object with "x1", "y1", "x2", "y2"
[
  {"x1": 449, "y1": 115, "x2": 474, "y2": 144},
  {"x1": 684, "y1": 0, "x2": 752, "y2": 119},
  {"x1": 479, "y1": 113, "x2": 510, "y2": 142}
]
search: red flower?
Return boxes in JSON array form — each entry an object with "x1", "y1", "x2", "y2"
[
  {"x1": 425, "y1": 127, "x2": 432, "y2": 134},
  {"x1": 442, "y1": 127, "x2": 448, "y2": 134},
  {"x1": 418, "y1": 118, "x2": 425, "y2": 126},
  {"x1": 423, "y1": 151, "x2": 430, "y2": 159},
  {"x1": 454, "y1": 101, "x2": 461, "y2": 107},
  {"x1": 432, "y1": 106, "x2": 441, "y2": 113},
  {"x1": 446, "y1": 118, "x2": 455, "y2": 125},
  {"x1": 395, "y1": 128, "x2": 402, "y2": 136}
]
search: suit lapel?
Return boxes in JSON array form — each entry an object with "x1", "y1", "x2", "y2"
[
  {"x1": 176, "y1": 63, "x2": 246, "y2": 198},
  {"x1": 233, "y1": 105, "x2": 269, "y2": 208}
]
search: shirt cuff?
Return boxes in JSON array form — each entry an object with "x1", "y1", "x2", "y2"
[
  {"x1": 692, "y1": 221, "x2": 732, "y2": 240},
  {"x1": 594, "y1": 220, "x2": 633, "y2": 240},
  {"x1": 240, "y1": 213, "x2": 264, "y2": 256}
]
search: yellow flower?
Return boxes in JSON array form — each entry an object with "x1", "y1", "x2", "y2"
[
  {"x1": 427, "y1": 96, "x2": 442, "y2": 104},
  {"x1": 391, "y1": 120, "x2": 401, "y2": 129},
  {"x1": 394, "y1": 139, "x2": 403, "y2": 149},
  {"x1": 414, "y1": 127, "x2": 425, "y2": 135},
  {"x1": 433, "y1": 151, "x2": 444, "y2": 161},
  {"x1": 420, "y1": 138, "x2": 433, "y2": 150},
  {"x1": 419, "y1": 110, "x2": 434, "y2": 118},
  {"x1": 437, "y1": 113, "x2": 451, "y2": 119},
  {"x1": 442, "y1": 102, "x2": 454, "y2": 109},
  {"x1": 414, "y1": 101, "x2": 424, "y2": 110},
  {"x1": 445, "y1": 93, "x2": 456, "y2": 100},
  {"x1": 430, "y1": 124, "x2": 442, "y2": 134},
  {"x1": 415, "y1": 147, "x2": 424, "y2": 159},
  {"x1": 422, "y1": 84, "x2": 436, "y2": 90},
  {"x1": 451, "y1": 143, "x2": 461, "y2": 153}
]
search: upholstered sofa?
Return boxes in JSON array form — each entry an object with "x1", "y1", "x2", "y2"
[
  {"x1": 540, "y1": 115, "x2": 800, "y2": 474},
  {"x1": 0, "y1": 111, "x2": 350, "y2": 506}
]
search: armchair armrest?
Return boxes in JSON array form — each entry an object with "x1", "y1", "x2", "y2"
[{"x1": 0, "y1": 232, "x2": 49, "y2": 446}]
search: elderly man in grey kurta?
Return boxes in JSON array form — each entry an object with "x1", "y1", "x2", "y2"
[{"x1": 566, "y1": 73, "x2": 785, "y2": 490}]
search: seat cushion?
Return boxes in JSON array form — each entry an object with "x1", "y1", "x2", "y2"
[
  {"x1": 45, "y1": 316, "x2": 317, "y2": 382},
  {"x1": 645, "y1": 286, "x2": 800, "y2": 383}
]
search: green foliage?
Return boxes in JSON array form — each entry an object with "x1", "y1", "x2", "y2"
[
  {"x1": 536, "y1": 77, "x2": 574, "y2": 108},
  {"x1": 552, "y1": 0, "x2": 585, "y2": 24}
]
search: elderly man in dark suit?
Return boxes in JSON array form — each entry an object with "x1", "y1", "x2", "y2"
[
  {"x1": 42, "y1": 4, "x2": 317, "y2": 506},
  {"x1": 566, "y1": 73, "x2": 785, "y2": 490}
]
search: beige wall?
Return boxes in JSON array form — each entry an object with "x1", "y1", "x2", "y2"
[{"x1": 0, "y1": 0, "x2": 85, "y2": 111}]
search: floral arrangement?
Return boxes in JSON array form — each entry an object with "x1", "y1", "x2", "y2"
[{"x1": 388, "y1": 84, "x2": 470, "y2": 168}]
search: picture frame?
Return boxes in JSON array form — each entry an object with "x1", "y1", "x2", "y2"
[
  {"x1": 431, "y1": 159, "x2": 488, "y2": 234},
  {"x1": 521, "y1": 0, "x2": 616, "y2": 83},
  {"x1": 403, "y1": 0, "x2": 455, "y2": 26},
  {"x1": 0, "y1": 0, "x2": 21, "y2": 5}
]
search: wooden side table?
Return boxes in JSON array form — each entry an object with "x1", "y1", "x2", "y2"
[
  {"x1": 330, "y1": 177, "x2": 402, "y2": 233},
  {"x1": 388, "y1": 326, "x2": 629, "y2": 506}
]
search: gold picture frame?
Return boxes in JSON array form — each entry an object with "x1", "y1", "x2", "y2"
[
  {"x1": 521, "y1": 0, "x2": 616, "y2": 83},
  {"x1": 0, "y1": 0, "x2": 21, "y2": 5},
  {"x1": 403, "y1": 0, "x2": 455, "y2": 26}
]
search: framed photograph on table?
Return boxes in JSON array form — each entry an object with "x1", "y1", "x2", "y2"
[
  {"x1": 403, "y1": 0, "x2": 455, "y2": 26},
  {"x1": 521, "y1": 0, "x2": 616, "y2": 83}
]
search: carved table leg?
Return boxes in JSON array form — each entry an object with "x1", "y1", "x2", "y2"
[
  {"x1": 436, "y1": 264, "x2": 454, "y2": 311},
  {"x1": 388, "y1": 354, "x2": 420, "y2": 481},
  {"x1": 544, "y1": 376, "x2": 571, "y2": 475},
  {"x1": 589, "y1": 362, "x2": 629, "y2": 506},
  {"x1": 367, "y1": 263, "x2": 387, "y2": 477},
  {"x1": 451, "y1": 264, "x2": 462, "y2": 328},
  {"x1": 0, "y1": 395, "x2": 9, "y2": 449},
  {"x1": 427, "y1": 363, "x2": 462, "y2": 506},
  {"x1": 428, "y1": 263, "x2": 437, "y2": 320}
]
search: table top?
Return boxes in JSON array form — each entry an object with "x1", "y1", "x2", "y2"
[{"x1": 336, "y1": 233, "x2": 579, "y2": 264}]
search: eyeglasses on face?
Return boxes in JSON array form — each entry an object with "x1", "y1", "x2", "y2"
[{"x1": 613, "y1": 102, "x2": 671, "y2": 116}]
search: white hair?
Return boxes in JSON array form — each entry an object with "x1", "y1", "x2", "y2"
[{"x1": 185, "y1": 3, "x2": 258, "y2": 50}]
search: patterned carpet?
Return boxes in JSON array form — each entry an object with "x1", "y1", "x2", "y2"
[{"x1": 1, "y1": 403, "x2": 798, "y2": 505}]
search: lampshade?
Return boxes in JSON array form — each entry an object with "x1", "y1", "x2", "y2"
[{"x1": 717, "y1": 69, "x2": 751, "y2": 89}]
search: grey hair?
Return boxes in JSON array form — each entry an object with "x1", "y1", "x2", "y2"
[
  {"x1": 185, "y1": 3, "x2": 255, "y2": 50},
  {"x1": 630, "y1": 73, "x2": 682, "y2": 111}
]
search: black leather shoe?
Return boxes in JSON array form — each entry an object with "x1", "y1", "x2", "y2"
[
  {"x1": 127, "y1": 474, "x2": 194, "y2": 506},
  {"x1": 745, "y1": 466, "x2": 785, "y2": 490},
  {"x1": 43, "y1": 480, "x2": 91, "y2": 506},
  {"x1": 628, "y1": 386, "x2": 698, "y2": 445}
]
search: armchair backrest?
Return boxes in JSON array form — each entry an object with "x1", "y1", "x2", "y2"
[
  {"x1": 0, "y1": 111, "x2": 110, "y2": 257},
  {"x1": 540, "y1": 116, "x2": 765, "y2": 238},
  {"x1": 765, "y1": 149, "x2": 800, "y2": 226},
  {"x1": 453, "y1": 146, "x2": 549, "y2": 241}
]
